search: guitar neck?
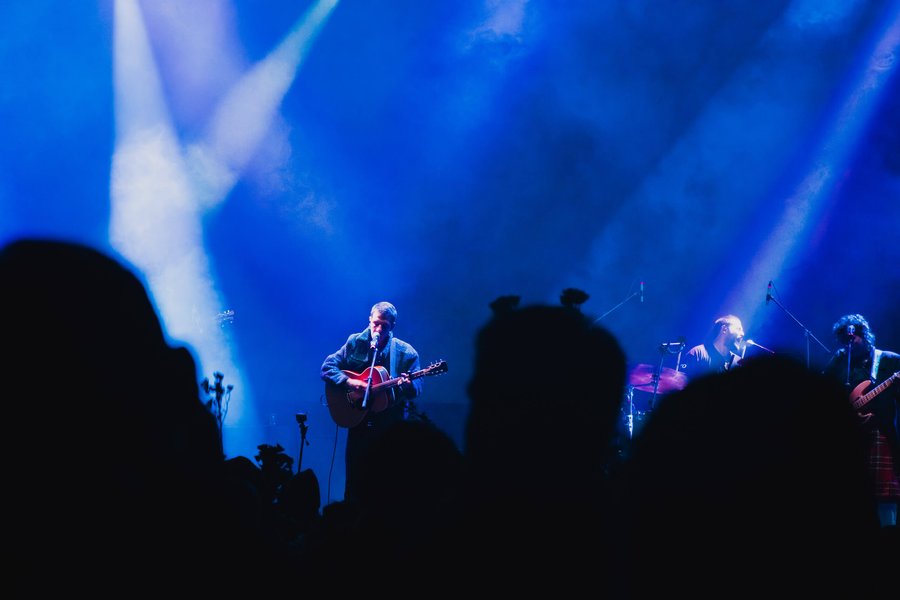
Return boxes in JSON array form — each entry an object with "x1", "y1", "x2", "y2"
[
  {"x1": 370, "y1": 368, "x2": 432, "y2": 392},
  {"x1": 367, "y1": 362, "x2": 446, "y2": 393},
  {"x1": 854, "y1": 372, "x2": 899, "y2": 409},
  {"x1": 372, "y1": 376, "x2": 405, "y2": 392}
]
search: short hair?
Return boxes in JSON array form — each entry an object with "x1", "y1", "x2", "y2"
[
  {"x1": 370, "y1": 301, "x2": 398, "y2": 325},
  {"x1": 832, "y1": 313, "x2": 875, "y2": 348},
  {"x1": 706, "y1": 314, "x2": 741, "y2": 343}
]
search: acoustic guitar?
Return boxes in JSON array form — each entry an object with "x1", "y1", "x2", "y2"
[{"x1": 325, "y1": 360, "x2": 448, "y2": 428}]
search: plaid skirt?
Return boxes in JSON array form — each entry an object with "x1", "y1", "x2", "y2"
[{"x1": 867, "y1": 429, "x2": 900, "y2": 501}]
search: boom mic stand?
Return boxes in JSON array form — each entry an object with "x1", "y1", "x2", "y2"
[
  {"x1": 844, "y1": 325, "x2": 856, "y2": 387},
  {"x1": 594, "y1": 289, "x2": 641, "y2": 323},
  {"x1": 765, "y1": 287, "x2": 830, "y2": 368},
  {"x1": 845, "y1": 340, "x2": 854, "y2": 387}
]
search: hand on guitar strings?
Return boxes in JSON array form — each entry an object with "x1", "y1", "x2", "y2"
[{"x1": 346, "y1": 378, "x2": 369, "y2": 392}]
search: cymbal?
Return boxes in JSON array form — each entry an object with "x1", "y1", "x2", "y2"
[{"x1": 628, "y1": 364, "x2": 688, "y2": 394}]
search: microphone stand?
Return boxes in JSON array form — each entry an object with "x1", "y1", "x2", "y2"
[
  {"x1": 594, "y1": 290, "x2": 641, "y2": 323},
  {"x1": 361, "y1": 342, "x2": 380, "y2": 409},
  {"x1": 845, "y1": 341, "x2": 853, "y2": 387},
  {"x1": 766, "y1": 293, "x2": 830, "y2": 368},
  {"x1": 295, "y1": 413, "x2": 310, "y2": 472}
]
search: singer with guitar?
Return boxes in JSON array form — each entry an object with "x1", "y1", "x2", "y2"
[
  {"x1": 822, "y1": 314, "x2": 900, "y2": 529},
  {"x1": 321, "y1": 301, "x2": 423, "y2": 503}
]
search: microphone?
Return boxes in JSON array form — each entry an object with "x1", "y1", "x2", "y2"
[
  {"x1": 370, "y1": 331, "x2": 380, "y2": 350},
  {"x1": 766, "y1": 281, "x2": 773, "y2": 304},
  {"x1": 640, "y1": 281, "x2": 644, "y2": 303},
  {"x1": 745, "y1": 339, "x2": 775, "y2": 354}
]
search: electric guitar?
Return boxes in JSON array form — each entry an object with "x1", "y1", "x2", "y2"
[
  {"x1": 849, "y1": 371, "x2": 899, "y2": 423},
  {"x1": 325, "y1": 360, "x2": 448, "y2": 428}
]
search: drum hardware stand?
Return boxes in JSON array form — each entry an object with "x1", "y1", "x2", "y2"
[
  {"x1": 624, "y1": 385, "x2": 635, "y2": 439},
  {"x1": 651, "y1": 339, "x2": 685, "y2": 409},
  {"x1": 765, "y1": 281, "x2": 830, "y2": 368}
]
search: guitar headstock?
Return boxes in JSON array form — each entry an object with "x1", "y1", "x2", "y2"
[
  {"x1": 423, "y1": 359, "x2": 448, "y2": 376},
  {"x1": 407, "y1": 360, "x2": 448, "y2": 381},
  {"x1": 215, "y1": 309, "x2": 235, "y2": 327}
]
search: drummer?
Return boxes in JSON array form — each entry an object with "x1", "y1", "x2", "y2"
[{"x1": 680, "y1": 314, "x2": 745, "y2": 382}]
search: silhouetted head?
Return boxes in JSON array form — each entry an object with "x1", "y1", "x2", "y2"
[
  {"x1": 616, "y1": 353, "x2": 879, "y2": 595},
  {"x1": 356, "y1": 419, "x2": 463, "y2": 525},
  {"x1": 0, "y1": 237, "x2": 236, "y2": 591},
  {"x1": 0, "y1": 238, "x2": 222, "y2": 476},
  {"x1": 465, "y1": 304, "x2": 626, "y2": 502}
]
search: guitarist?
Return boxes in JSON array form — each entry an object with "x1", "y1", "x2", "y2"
[
  {"x1": 321, "y1": 301, "x2": 422, "y2": 502},
  {"x1": 822, "y1": 313, "x2": 900, "y2": 528}
]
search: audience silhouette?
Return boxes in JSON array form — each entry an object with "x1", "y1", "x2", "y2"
[
  {"x1": 4, "y1": 239, "x2": 891, "y2": 596},
  {"x1": 459, "y1": 302, "x2": 628, "y2": 591},
  {"x1": 611, "y1": 353, "x2": 888, "y2": 597},
  {"x1": 0, "y1": 238, "x2": 281, "y2": 594},
  {"x1": 222, "y1": 446, "x2": 323, "y2": 562},
  {"x1": 294, "y1": 418, "x2": 464, "y2": 591}
]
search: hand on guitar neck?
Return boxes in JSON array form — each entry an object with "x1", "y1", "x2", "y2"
[
  {"x1": 345, "y1": 373, "x2": 411, "y2": 394},
  {"x1": 849, "y1": 371, "x2": 900, "y2": 424}
]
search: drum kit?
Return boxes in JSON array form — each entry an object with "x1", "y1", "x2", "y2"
[
  {"x1": 628, "y1": 363, "x2": 688, "y2": 395},
  {"x1": 620, "y1": 340, "x2": 689, "y2": 444}
]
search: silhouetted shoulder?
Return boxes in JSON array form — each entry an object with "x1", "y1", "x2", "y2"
[{"x1": 613, "y1": 354, "x2": 880, "y2": 597}]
